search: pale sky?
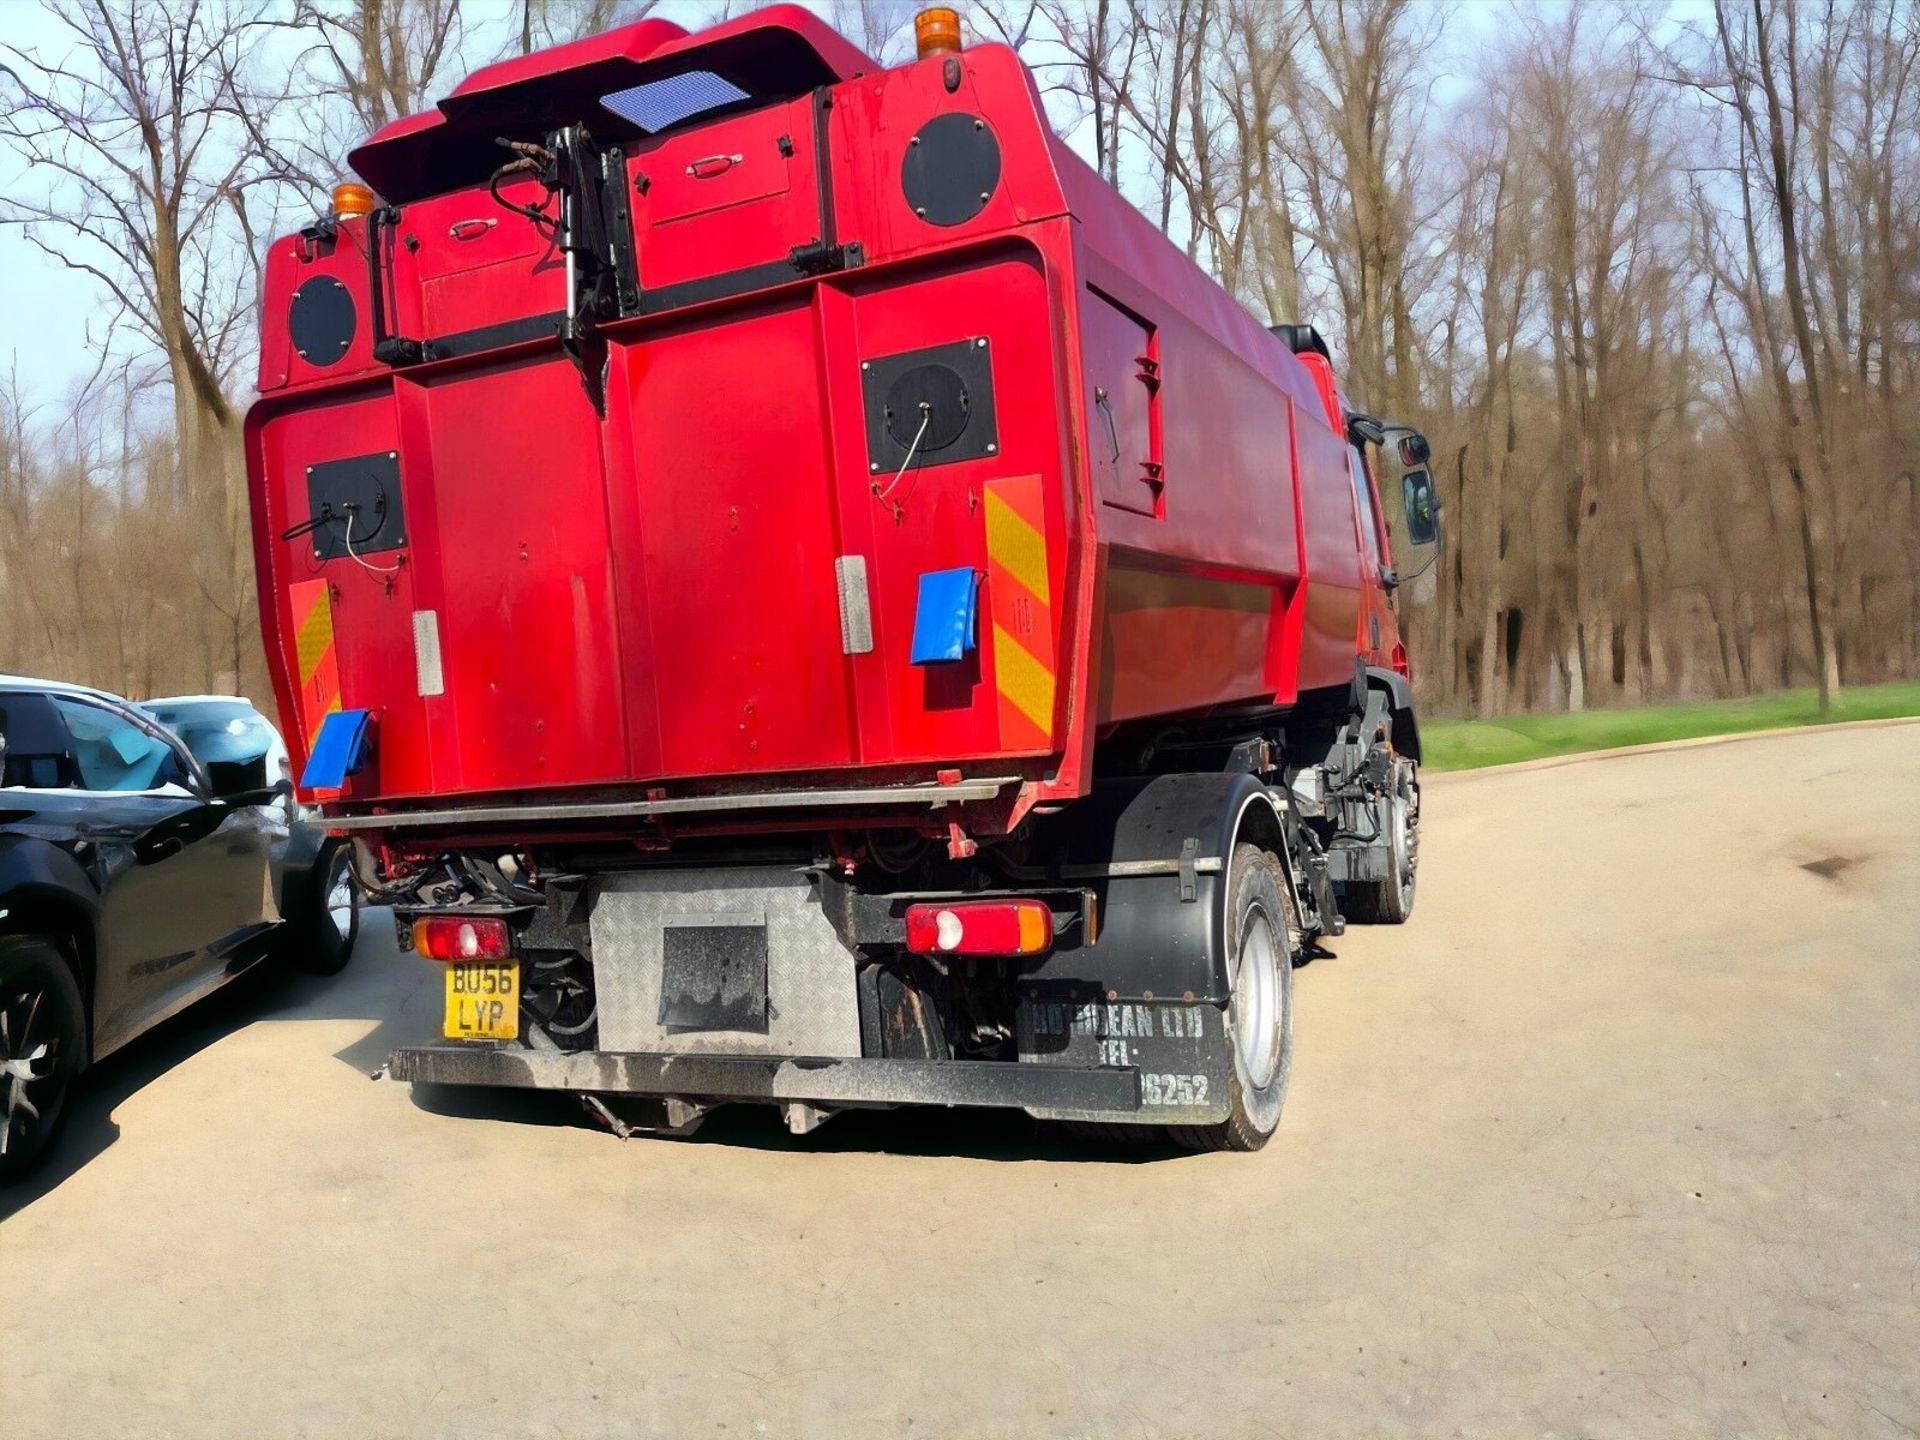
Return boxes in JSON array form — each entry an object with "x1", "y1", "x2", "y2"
[{"x1": 0, "y1": 0, "x2": 108, "y2": 410}]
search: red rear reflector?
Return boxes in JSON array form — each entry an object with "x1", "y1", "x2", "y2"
[
  {"x1": 904, "y1": 899, "x2": 1053, "y2": 956},
  {"x1": 412, "y1": 915, "x2": 512, "y2": 961}
]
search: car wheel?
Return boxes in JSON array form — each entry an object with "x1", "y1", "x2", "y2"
[
  {"x1": 1168, "y1": 843, "x2": 1296, "y2": 1153},
  {"x1": 287, "y1": 844, "x2": 362, "y2": 977},
  {"x1": 0, "y1": 934, "x2": 87, "y2": 1183}
]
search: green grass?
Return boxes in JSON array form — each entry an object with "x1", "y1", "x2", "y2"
[{"x1": 1421, "y1": 680, "x2": 1920, "y2": 772}]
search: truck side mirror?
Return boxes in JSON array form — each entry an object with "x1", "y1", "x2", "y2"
[
  {"x1": 1398, "y1": 432, "x2": 1431, "y2": 467},
  {"x1": 1401, "y1": 468, "x2": 1439, "y2": 546}
]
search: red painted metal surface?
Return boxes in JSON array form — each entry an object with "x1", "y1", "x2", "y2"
[{"x1": 246, "y1": 9, "x2": 1404, "y2": 836}]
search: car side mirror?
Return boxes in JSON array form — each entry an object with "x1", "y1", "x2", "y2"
[
  {"x1": 1398, "y1": 432, "x2": 1432, "y2": 467},
  {"x1": 1401, "y1": 468, "x2": 1440, "y2": 547},
  {"x1": 205, "y1": 753, "x2": 270, "y2": 800}
]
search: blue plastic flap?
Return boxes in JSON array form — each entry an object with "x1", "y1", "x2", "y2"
[
  {"x1": 300, "y1": 708, "x2": 371, "y2": 789},
  {"x1": 910, "y1": 568, "x2": 979, "y2": 665}
]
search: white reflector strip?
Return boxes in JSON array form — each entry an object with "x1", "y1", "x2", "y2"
[
  {"x1": 835, "y1": 555, "x2": 874, "y2": 655},
  {"x1": 412, "y1": 609, "x2": 445, "y2": 696}
]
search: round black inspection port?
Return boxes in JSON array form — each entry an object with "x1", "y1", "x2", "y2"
[
  {"x1": 901, "y1": 112, "x2": 1002, "y2": 227},
  {"x1": 884, "y1": 364, "x2": 972, "y2": 453},
  {"x1": 289, "y1": 276, "x2": 356, "y2": 367}
]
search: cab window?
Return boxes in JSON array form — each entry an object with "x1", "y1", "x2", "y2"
[
  {"x1": 1348, "y1": 446, "x2": 1384, "y2": 567},
  {"x1": 47, "y1": 696, "x2": 190, "y2": 793}
]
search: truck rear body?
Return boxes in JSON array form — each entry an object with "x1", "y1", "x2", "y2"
[
  {"x1": 246, "y1": 7, "x2": 1424, "y2": 1144},
  {"x1": 249, "y1": 5, "x2": 1394, "y2": 839}
]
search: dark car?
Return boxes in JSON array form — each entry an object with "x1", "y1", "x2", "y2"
[{"x1": 0, "y1": 675, "x2": 361, "y2": 1179}]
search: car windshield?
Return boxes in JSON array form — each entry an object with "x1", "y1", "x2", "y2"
[
  {"x1": 50, "y1": 697, "x2": 181, "y2": 792},
  {"x1": 144, "y1": 700, "x2": 277, "y2": 767}
]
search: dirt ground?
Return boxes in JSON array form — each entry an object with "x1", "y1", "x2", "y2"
[{"x1": 3, "y1": 724, "x2": 1916, "y2": 1439}]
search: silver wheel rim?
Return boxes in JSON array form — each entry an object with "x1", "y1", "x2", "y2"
[
  {"x1": 1231, "y1": 902, "x2": 1284, "y2": 1091},
  {"x1": 0, "y1": 988, "x2": 60, "y2": 1159},
  {"x1": 1390, "y1": 791, "x2": 1413, "y2": 899},
  {"x1": 326, "y1": 859, "x2": 357, "y2": 942}
]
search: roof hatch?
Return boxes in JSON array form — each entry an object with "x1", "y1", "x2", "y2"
[{"x1": 348, "y1": 5, "x2": 873, "y2": 203}]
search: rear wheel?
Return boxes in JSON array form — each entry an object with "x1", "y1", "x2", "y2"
[
  {"x1": 1170, "y1": 843, "x2": 1296, "y2": 1153},
  {"x1": 0, "y1": 935, "x2": 87, "y2": 1183},
  {"x1": 285, "y1": 843, "x2": 361, "y2": 976},
  {"x1": 1343, "y1": 756, "x2": 1419, "y2": 925}
]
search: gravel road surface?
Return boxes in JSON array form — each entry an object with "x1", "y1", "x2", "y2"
[{"x1": 4, "y1": 724, "x2": 1916, "y2": 1438}]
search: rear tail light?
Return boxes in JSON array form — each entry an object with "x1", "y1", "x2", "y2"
[
  {"x1": 412, "y1": 915, "x2": 512, "y2": 961},
  {"x1": 904, "y1": 899, "x2": 1053, "y2": 956}
]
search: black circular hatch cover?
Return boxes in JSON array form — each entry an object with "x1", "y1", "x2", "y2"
[
  {"x1": 901, "y1": 112, "x2": 1002, "y2": 228},
  {"x1": 289, "y1": 276, "x2": 356, "y2": 367},
  {"x1": 884, "y1": 363, "x2": 972, "y2": 452}
]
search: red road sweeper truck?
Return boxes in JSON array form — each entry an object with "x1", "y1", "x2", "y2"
[{"x1": 246, "y1": 5, "x2": 1442, "y2": 1149}]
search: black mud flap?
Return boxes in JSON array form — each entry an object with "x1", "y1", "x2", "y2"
[{"x1": 1017, "y1": 990, "x2": 1233, "y2": 1125}]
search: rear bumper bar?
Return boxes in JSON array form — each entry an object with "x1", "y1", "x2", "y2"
[
  {"x1": 323, "y1": 776, "x2": 1020, "y2": 832},
  {"x1": 387, "y1": 1044, "x2": 1142, "y2": 1114}
]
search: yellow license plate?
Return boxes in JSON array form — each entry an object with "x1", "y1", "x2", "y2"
[{"x1": 443, "y1": 962, "x2": 520, "y2": 1040}]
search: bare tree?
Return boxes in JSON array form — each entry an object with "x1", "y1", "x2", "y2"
[
  {"x1": 4, "y1": 0, "x2": 1917, "y2": 718},
  {"x1": 519, "y1": 0, "x2": 664, "y2": 55},
  {"x1": 1, "y1": 0, "x2": 294, "y2": 692},
  {"x1": 824, "y1": 0, "x2": 920, "y2": 66},
  {"x1": 293, "y1": 0, "x2": 463, "y2": 137}
]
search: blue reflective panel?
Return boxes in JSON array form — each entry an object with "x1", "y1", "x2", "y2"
[
  {"x1": 301, "y1": 708, "x2": 372, "y2": 790},
  {"x1": 600, "y1": 71, "x2": 750, "y2": 133},
  {"x1": 910, "y1": 568, "x2": 979, "y2": 665}
]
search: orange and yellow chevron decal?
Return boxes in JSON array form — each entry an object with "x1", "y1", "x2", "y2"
[
  {"x1": 983, "y1": 475, "x2": 1057, "y2": 750},
  {"x1": 289, "y1": 579, "x2": 342, "y2": 740}
]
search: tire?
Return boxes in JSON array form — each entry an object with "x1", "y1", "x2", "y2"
[
  {"x1": 1343, "y1": 757, "x2": 1419, "y2": 925},
  {"x1": 0, "y1": 934, "x2": 87, "y2": 1183},
  {"x1": 285, "y1": 843, "x2": 362, "y2": 976},
  {"x1": 1169, "y1": 842, "x2": 1296, "y2": 1153}
]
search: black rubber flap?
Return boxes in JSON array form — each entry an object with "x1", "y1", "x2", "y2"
[
  {"x1": 290, "y1": 276, "x2": 356, "y2": 366},
  {"x1": 901, "y1": 112, "x2": 1001, "y2": 227},
  {"x1": 659, "y1": 921, "x2": 771, "y2": 1034}
]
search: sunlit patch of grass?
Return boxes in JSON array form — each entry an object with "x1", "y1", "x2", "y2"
[{"x1": 1422, "y1": 681, "x2": 1920, "y2": 772}]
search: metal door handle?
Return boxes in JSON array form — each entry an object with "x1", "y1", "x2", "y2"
[
  {"x1": 1094, "y1": 387, "x2": 1120, "y2": 463},
  {"x1": 448, "y1": 218, "x2": 497, "y2": 240},
  {"x1": 686, "y1": 153, "x2": 744, "y2": 179}
]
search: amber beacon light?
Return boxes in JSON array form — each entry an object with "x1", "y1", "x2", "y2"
[
  {"x1": 331, "y1": 182, "x2": 375, "y2": 219},
  {"x1": 915, "y1": 7, "x2": 963, "y2": 58}
]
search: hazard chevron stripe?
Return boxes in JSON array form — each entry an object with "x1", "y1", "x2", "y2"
[
  {"x1": 983, "y1": 475, "x2": 1056, "y2": 749},
  {"x1": 289, "y1": 579, "x2": 342, "y2": 737}
]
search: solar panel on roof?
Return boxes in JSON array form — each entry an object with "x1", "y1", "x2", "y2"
[{"x1": 600, "y1": 71, "x2": 750, "y2": 133}]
